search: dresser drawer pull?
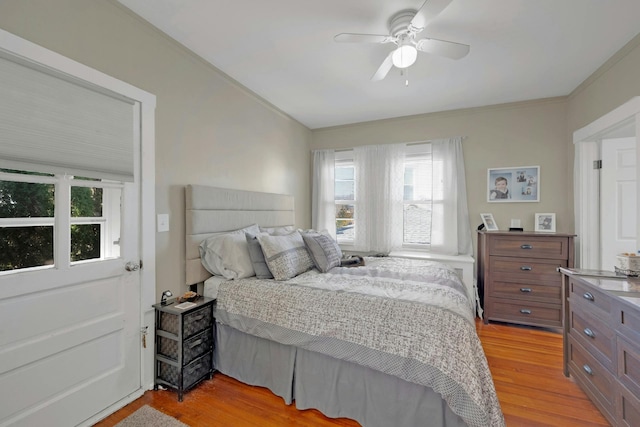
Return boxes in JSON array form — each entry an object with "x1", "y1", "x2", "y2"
[
  {"x1": 520, "y1": 266, "x2": 532, "y2": 271},
  {"x1": 520, "y1": 244, "x2": 533, "y2": 249},
  {"x1": 583, "y1": 364, "x2": 594, "y2": 376},
  {"x1": 190, "y1": 314, "x2": 205, "y2": 321},
  {"x1": 520, "y1": 288, "x2": 533, "y2": 293},
  {"x1": 189, "y1": 338, "x2": 203, "y2": 348},
  {"x1": 583, "y1": 328, "x2": 595, "y2": 338},
  {"x1": 519, "y1": 309, "x2": 532, "y2": 315},
  {"x1": 582, "y1": 292, "x2": 595, "y2": 302}
]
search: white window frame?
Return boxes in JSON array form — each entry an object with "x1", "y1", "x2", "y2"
[
  {"x1": 335, "y1": 150, "x2": 356, "y2": 245},
  {"x1": 0, "y1": 170, "x2": 124, "y2": 274}
]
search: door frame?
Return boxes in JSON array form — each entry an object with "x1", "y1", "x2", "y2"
[
  {"x1": 573, "y1": 96, "x2": 640, "y2": 269},
  {"x1": 0, "y1": 28, "x2": 157, "y2": 422}
]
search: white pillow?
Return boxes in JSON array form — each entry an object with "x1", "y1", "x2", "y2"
[
  {"x1": 257, "y1": 231, "x2": 314, "y2": 280},
  {"x1": 199, "y1": 224, "x2": 260, "y2": 279}
]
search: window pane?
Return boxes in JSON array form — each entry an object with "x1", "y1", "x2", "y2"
[
  {"x1": 404, "y1": 159, "x2": 432, "y2": 201},
  {"x1": 0, "y1": 226, "x2": 53, "y2": 271},
  {"x1": 71, "y1": 224, "x2": 101, "y2": 262},
  {"x1": 404, "y1": 203, "x2": 431, "y2": 244},
  {"x1": 336, "y1": 204, "x2": 354, "y2": 240},
  {"x1": 335, "y1": 166, "x2": 355, "y2": 201},
  {"x1": 0, "y1": 180, "x2": 55, "y2": 218},
  {"x1": 71, "y1": 186, "x2": 103, "y2": 217}
]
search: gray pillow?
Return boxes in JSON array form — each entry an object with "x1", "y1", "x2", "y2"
[
  {"x1": 301, "y1": 232, "x2": 342, "y2": 273},
  {"x1": 245, "y1": 233, "x2": 273, "y2": 279},
  {"x1": 257, "y1": 231, "x2": 314, "y2": 280}
]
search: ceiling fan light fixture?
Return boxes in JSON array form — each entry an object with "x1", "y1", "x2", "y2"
[{"x1": 392, "y1": 44, "x2": 417, "y2": 68}]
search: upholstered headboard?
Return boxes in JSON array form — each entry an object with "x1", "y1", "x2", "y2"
[{"x1": 185, "y1": 185, "x2": 295, "y2": 286}]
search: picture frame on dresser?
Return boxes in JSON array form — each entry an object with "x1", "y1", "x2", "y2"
[
  {"x1": 535, "y1": 213, "x2": 556, "y2": 232},
  {"x1": 480, "y1": 213, "x2": 499, "y2": 231}
]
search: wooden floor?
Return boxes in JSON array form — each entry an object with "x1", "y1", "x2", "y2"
[{"x1": 93, "y1": 319, "x2": 610, "y2": 427}]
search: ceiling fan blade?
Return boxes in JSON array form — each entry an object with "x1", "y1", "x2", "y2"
[
  {"x1": 409, "y1": 0, "x2": 453, "y2": 33},
  {"x1": 371, "y1": 52, "x2": 394, "y2": 81},
  {"x1": 415, "y1": 38, "x2": 470, "y2": 59},
  {"x1": 334, "y1": 33, "x2": 390, "y2": 43}
]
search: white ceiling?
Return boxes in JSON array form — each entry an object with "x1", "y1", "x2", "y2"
[{"x1": 118, "y1": 0, "x2": 640, "y2": 129}]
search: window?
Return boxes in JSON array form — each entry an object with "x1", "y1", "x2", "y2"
[
  {"x1": 0, "y1": 168, "x2": 122, "y2": 273},
  {"x1": 332, "y1": 144, "x2": 441, "y2": 248},
  {"x1": 334, "y1": 152, "x2": 355, "y2": 243},
  {"x1": 403, "y1": 144, "x2": 440, "y2": 247}
]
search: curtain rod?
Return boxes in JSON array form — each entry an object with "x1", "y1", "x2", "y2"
[{"x1": 332, "y1": 136, "x2": 467, "y2": 152}]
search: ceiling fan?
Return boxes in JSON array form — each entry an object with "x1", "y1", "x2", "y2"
[{"x1": 334, "y1": 0, "x2": 470, "y2": 81}]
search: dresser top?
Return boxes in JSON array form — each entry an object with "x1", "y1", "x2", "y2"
[
  {"x1": 478, "y1": 230, "x2": 576, "y2": 237},
  {"x1": 559, "y1": 267, "x2": 640, "y2": 308}
]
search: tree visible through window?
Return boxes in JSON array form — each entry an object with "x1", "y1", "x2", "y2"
[{"x1": 0, "y1": 169, "x2": 120, "y2": 272}]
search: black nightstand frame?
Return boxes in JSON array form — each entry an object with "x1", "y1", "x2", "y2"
[{"x1": 152, "y1": 296, "x2": 215, "y2": 401}]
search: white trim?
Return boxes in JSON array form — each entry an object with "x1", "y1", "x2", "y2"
[{"x1": 573, "y1": 96, "x2": 640, "y2": 269}]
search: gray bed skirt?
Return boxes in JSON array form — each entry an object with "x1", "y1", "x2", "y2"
[{"x1": 214, "y1": 323, "x2": 467, "y2": 427}]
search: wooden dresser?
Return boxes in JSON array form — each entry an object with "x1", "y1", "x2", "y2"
[
  {"x1": 477, "y1": 231, "x2": 574, "y2": 328},
  {"x1": 560, "y1": 271, "x2": 640, "y2": 426}
]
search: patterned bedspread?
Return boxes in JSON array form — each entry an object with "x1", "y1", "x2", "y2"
[{"x1": 214, "y1": 257, "x2": 504, "y2": 427}]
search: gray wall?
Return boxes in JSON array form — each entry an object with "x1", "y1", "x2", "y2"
[{"x1": 0, "y1": 0, "x2": 313, "y2": 299}]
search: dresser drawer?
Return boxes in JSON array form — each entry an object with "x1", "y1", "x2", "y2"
[
  {"x1": 568, "y1": 336, "x2": 616, "y2": 422},
  {"x1": 569, "y1": 305, "x2": 616, "y2": 369},
  {"x1": 569, "y1": 279, "x2": 614, "y2": 322},
  {"x1": 490, "y1": 257, "x2": 565, "y2": 285},
  {"x1": 488, "y1": 235, "x2": 569, "y2": 259},
  {"x1": 617, "y1": 335, "x2": 640, "y2": 397},
  {"x1": 487, "y1": 298, "x2": 562, "y2": 327},
  {"x1": 490, "y1": 280, "x2": 561, "y2": 304},
  {"x1": 617, "y1": 382, "x2": 640, "y2": 427}
]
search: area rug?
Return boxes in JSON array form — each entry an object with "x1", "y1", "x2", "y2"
[{"x1": 114, "y1": 405, "x2": 188, "y2": 427}]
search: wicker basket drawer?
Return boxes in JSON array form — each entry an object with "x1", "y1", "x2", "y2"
[
  {"x1": 158, "y1": 329, "x2": 213, "y2": 365},
  {"x1": 159, "y1": 305, "x2": 213, "y2": 338},
  {"x1": 158, "y1": 352, "x2": 212, "y2": 390}
]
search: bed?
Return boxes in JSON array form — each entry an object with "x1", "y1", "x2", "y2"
[{"x1": 185, "y1": 184, "x2": 504, "y2": 427}]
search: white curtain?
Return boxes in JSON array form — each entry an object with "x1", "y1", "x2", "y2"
[
  {"x1": 430, "y1": 137, "x2": 473, "y2": 255},
  {"x1": 312, "y1": 149, "x2": 336, "y2": 238},
  {"x1": 353, "y1": 143, "x2": 406, "y2": 253}
]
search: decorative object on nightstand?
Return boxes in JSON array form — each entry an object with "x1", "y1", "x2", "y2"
[
  {"x1": 153, "y1": 296, "x2": 215, "y2": 401},
  {"x1": 161, "y1": 290, "x2": 173, "y2": 305},
  {"x1": 477, "y1": 230, "x2": 575, "y2": 329}
]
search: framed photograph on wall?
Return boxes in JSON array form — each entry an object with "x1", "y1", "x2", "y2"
[
  {"x1": 480, "y1": 213, "x2": 499, "y2": 231},
  {"x1": 487, "y1": 166, "x2": 540, "y2": 202},
  {"x1": 535, "y1": 213, "x2": 556, "y2": 232}
]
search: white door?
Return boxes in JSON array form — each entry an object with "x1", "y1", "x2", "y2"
[
  {"x1": 0, "y1": 175, "x2": 142, "y2": 427},
  {"x1": 600, "y1": 137, "x2": 637, "y2": 270}
]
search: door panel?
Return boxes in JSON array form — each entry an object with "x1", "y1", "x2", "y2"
[{"x1": 601, "y1": 137, "x2": 637, "y2": 270}]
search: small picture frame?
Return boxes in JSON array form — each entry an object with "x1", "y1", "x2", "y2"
[
  {"x1": 480, "y1": 213, "x2": 499, "y2": 231},
  {"x1": 535, "y1": 213, "x2": 556, "y2": 232}
]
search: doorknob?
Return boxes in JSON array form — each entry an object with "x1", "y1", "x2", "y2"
[{"x1": 125, "y1": 261, "x2": 140, "y2": 272}]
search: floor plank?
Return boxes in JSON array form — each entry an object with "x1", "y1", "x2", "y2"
[{"x1": 93, "y1": 319, "x2": 610, "y2": 426}]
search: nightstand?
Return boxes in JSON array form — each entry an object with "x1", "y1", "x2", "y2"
[{"x1": 152, "y1": 296, "x2": 215, "y2": 401}]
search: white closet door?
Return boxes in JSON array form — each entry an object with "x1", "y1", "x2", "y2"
[{"x1": 600, "y1": 137, "x2": 637, "y2": 270}]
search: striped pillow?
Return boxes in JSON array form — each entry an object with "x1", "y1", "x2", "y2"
[{"x1": 257, "y1": 231, "x2": 314, "y2": 280}]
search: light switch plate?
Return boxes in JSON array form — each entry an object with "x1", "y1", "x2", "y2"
[{"x1": 157, "y1": 214, "x2": 169, "y2": 232}]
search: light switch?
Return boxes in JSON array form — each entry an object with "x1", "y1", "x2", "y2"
[{"x1": 157, "y1": 214, "x2": 169, "y2": 232}]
